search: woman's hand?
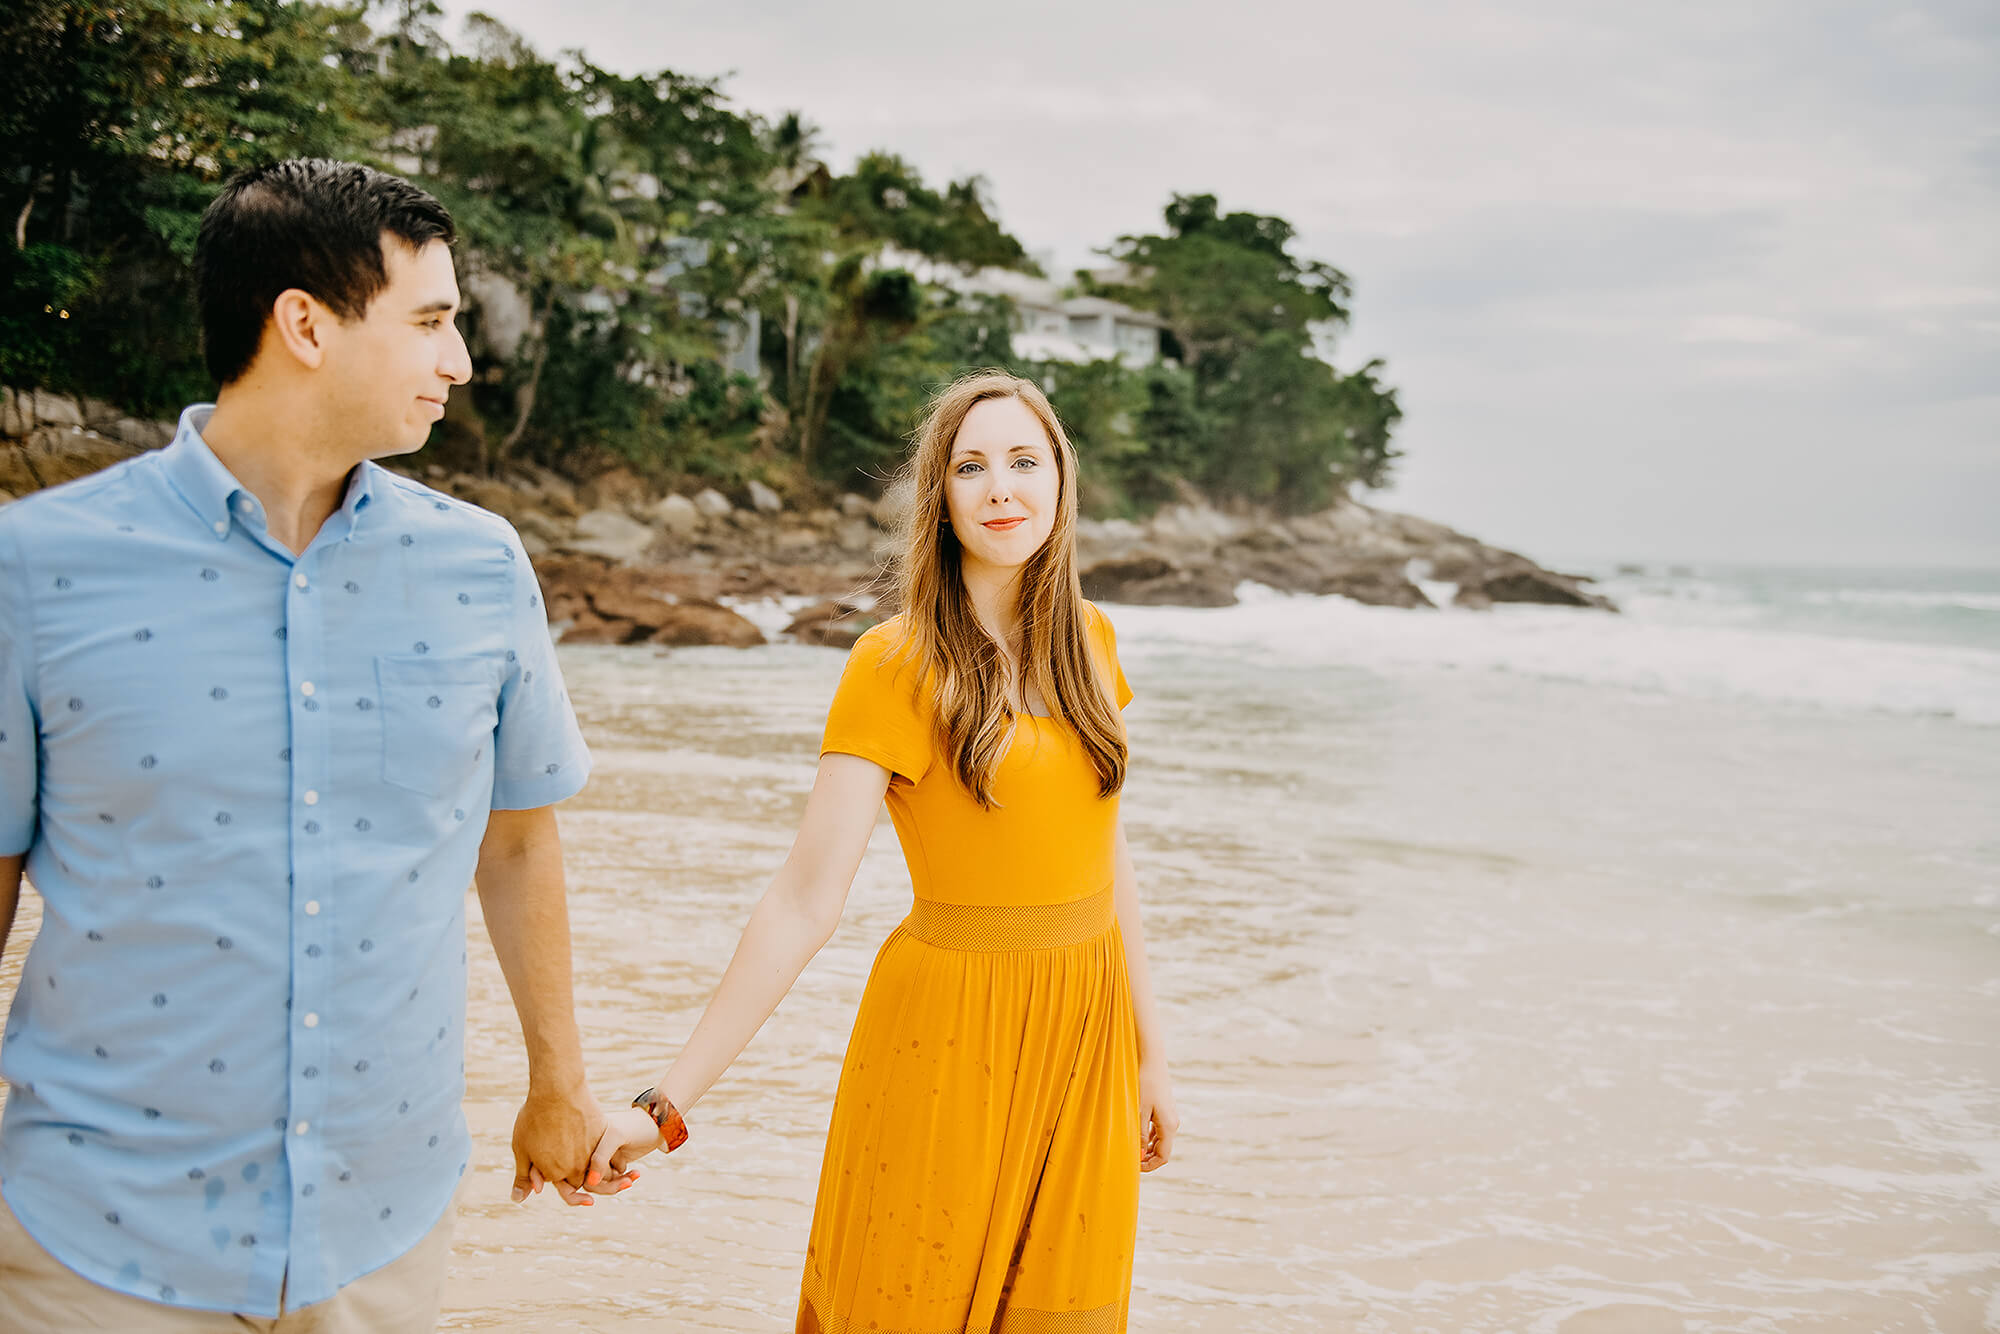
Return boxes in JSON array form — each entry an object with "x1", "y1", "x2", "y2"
[
  {"x1": 1138, "y1": 1060, "x2": 1180, "y2": 1172},
  {"x1": 579, "y1": 1106, "x2": 665, "y2": 1193}
]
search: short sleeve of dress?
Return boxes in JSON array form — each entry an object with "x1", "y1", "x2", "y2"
[
  {"x1": 821, "y1": 622, "x2": 934, "y2": 784},
  {"x1": 1086, "y1": 602, "x2": 1134, "y2": 710}
]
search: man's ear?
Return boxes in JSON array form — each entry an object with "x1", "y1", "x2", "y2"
[{"x1": 268, "y1": 288, "x2": 332, "y2": 371}]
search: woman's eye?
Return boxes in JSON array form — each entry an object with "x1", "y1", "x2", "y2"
[
  {"x1": 956, "y1": 464, "x2": 982, "y2": 476},
  {"x1": 1013, "y1": 456, "x2": 1037, "y2": 468}
]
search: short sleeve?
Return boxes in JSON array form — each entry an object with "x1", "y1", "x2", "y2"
[
  {"x1": 490, "y1": 537, "x2": 593, "y2": 810},
  {"x1": 0, "y1": 518, "x2": 40, "y2": 855},
  {"x1": 821, "y1": 623, "x2": 934, "y2": 784},
  {"x1": 1087, "y1": 603, "x2": 1134, "y2": 711}
]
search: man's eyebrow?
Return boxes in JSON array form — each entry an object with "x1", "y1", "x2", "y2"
[{"x1": 411, "y1": 300, "x2": 458, "y2": 316}]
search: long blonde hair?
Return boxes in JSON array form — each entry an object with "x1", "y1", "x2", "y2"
[{"x1": 892, "y1": 370, "x2": 1126, "y2": 807}]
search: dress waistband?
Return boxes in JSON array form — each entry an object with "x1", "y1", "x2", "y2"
[{"x1": 903, "y1": 887, "x2": 1116, "y2": 952}]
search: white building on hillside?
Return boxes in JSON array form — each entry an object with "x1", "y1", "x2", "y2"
[{"x1": 878, "y1": 248, "x2": 1167, "y2": 370}]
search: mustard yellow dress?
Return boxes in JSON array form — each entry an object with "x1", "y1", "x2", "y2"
[{"x1": 798, "y1": 603, "x2": 1140, "y2": 1334}]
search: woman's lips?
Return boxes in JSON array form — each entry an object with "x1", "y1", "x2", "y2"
[{"x1": 982, "y1": 517, "x2": 1027, "y2": 531}]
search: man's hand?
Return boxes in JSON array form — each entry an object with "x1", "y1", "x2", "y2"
[{"x1": 510, "y1": 1083, "x2": 607, "y2": 1206}]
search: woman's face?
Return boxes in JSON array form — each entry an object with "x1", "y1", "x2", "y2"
[{"x1": 943, "y1": 395, "x2": 1062, "y2": 575}]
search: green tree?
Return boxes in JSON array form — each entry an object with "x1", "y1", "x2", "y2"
[{"x1": 1097, "y1": 193, "x2": 1401, "y2": 510}]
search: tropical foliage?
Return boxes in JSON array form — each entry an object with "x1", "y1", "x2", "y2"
[{"x1": 1, "y1": 1, "x2": 1400, "y2": 511}]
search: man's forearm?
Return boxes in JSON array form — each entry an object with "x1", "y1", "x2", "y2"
[{"x1": 475, "y1": 820, "x2": 587, "y2": 1092}]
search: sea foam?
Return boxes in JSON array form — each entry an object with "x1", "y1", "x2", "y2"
[{"x1": 1106, "y1": 584, "x2": 2000, "y2": 727}]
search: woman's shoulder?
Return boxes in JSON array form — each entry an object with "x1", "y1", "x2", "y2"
[
  {"x1": 849, "y1": 612, "x2": 913, "y2": 659},
  {"x1": 842, "y1": 614, "x2": 927, "y2": 689}
]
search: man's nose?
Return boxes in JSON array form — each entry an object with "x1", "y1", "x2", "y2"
[{"x1": 442, "y1": 325, "x2": 473, "y2": 386}]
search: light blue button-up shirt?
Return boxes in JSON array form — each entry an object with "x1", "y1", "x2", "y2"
[{"x1": 0, "y1": 406, "x2": 591, "y2": 1315}]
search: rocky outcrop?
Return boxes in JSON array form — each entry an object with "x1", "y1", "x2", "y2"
[
  {"x1": 1, "y1": 386, "x2": 1616, "y2": 635},
  {"x1": 0, "y1": 387, "x2": 167, "y2": 494},
  {"x1": 1079, "y1": 556, "x2": 1237, "y2": 608},
  {"x1": 1073, "y1": 499, "x2": 1612, "y2": 612},
  {"x1": 534, "y1": 556, "x2": 766, "y2": 647},
  {"x1": 785, "y1": 598, "x2": 889, "y2": 649}
]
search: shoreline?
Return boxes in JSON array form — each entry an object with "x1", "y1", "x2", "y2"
[{"x1": 1, "y1": 386, "x2": 1615, "y2": 651}]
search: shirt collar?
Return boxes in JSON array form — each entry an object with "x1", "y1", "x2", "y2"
[{"x1": 160, "y1": 404, "x2": 378, "y2": 544}]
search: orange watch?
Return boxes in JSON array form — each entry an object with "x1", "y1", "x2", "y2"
[{"x1": 631, "y1": 1086, "x2": 689, "y2": 1153}]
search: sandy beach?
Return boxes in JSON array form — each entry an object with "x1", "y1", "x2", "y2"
[{"x1": 6, "y1": 578, "x2": 1998, "y2": 1331}]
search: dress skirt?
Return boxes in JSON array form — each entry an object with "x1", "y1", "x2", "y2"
[{"x1": 796, "y1": 887, "x2": 1140, "y2": 1334}]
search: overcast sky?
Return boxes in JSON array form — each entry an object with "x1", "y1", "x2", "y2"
[{"x1": 450, "y1": 0, "x2": 1997, "y2": 568}]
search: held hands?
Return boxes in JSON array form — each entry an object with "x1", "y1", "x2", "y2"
[
  {"x1": 1139, "y1": 1061, "x2": 1180, "y2": 1172},
  {"x1": 582, "y1": 1105, "x2": 670, "y2": 1193},
  {"x1": 509, "y1": 1082, "x2": 637, "y2": 1206}
]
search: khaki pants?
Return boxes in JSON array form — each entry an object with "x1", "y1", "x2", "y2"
[{"x1": 0, "y1": 1187, "x2": 457, "y2": 1333}]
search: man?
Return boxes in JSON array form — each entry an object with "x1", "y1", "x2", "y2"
[{"x1": 0, "y1": 159, "x2": 612, "y2": 1331}]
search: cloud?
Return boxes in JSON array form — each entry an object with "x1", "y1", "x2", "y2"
[{"x1": 447, "y1": 0, "x2": 2000, "y2": 565}]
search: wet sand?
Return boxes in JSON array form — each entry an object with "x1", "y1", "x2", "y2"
[{"x1": 6, "y1": 632, "x2": 1998, "y2": 1331}]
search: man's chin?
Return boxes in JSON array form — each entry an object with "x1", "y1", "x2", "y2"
[{"x1": 370, "y1": 428, "x2": 432, "y2": 461}]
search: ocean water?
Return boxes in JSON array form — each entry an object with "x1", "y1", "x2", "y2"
[
  {"x1": 439, "y1": 564, "x2": 2000, "y2": 1330},
  {"x1": 6, "y1": 564, "x2": 1995, "y2": 1331}
]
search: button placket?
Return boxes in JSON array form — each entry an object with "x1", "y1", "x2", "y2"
[{"x1": 282, "y1": 550, "x2": 331, "y2": 1237}]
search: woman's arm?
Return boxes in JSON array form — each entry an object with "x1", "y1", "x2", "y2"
[
  {"x1": 590, "y1": 752, "x2": 890, "y2": 1176},
  {"x1": 1113, "y1": 818, "x2": 1180, "y2": 1170}
]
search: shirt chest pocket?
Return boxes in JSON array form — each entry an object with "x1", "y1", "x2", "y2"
[{"x1": 375, "y1": 655, "x2": 503, "y2": 798}]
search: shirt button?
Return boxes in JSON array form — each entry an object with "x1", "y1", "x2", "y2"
[
  {"x1": 303, "y1": 790, "x2": 319, "y2": 805},
  {"x1": 294, "y1": 1121, "x2": 310, "y2": 1136},
  {"x1": 212, "y1": 520, "x2": 227, "y2": 536},
  {"x1": 304, "y1": 901, "x2": 321, "y2": 916},
  {"x1": 300, "y1": 681, "x2": 316, "y2": 697},
  {"x1": 237, "y1": 497, "x2": 253, "y2": 512},
  {"x1": 303, "y1": 1013, "x2": 319, "y2": 1028},
  {"x1": 294, "y1": 572, "x2": 309, "y2": 589}
]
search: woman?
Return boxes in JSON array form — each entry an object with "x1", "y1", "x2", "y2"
[{"x1": 588, "y1": 370, "x2": 1178, "y2": 1332}]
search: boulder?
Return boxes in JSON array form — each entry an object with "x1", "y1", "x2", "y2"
[
  {"x1": 553, "y1": 610, "x2": 637, "y2": 645},
  {"x1": 838, "y1": 492, "x2": 874, "y2": 519},
  {"x1": 81, "y1": 397, "x2": 123, "y2": 430},
  {"x1": 785, "y1": 599, "x2": 882, "y2": 649},
  {"x1": 773, "y1": 526, "x2": 821, "y2": 552},
  {"x1": 643, "y1": 602, "x2": 766, "y2": 648},
  {"x1": 746, "y1": 479, "x2": 784, "y2": 514},
  {"x1": 513, "y1": 509, "x2": 570, "y2": 546},
  {"x1": 835, "y1": 518, "x2": 875, "y2": 553},
  {"x1": 0, "y1": 389, "x2": 25, "y2": 438},
  {"x1": 1465, "y1": 568, "x2": 1615, "y2": 611},
  {"x1": 0, "y1": 487, "x2": 15, "y2": 507},
  {"x1": 1315, "y1": 566, "x2": 1434, "y2": 609},
  {"x1": 1453, "y1": 587, "x2": 1494, "y2": 610},
  {"x1": 457, "y1": 476, "x2": 523, "y2": 520},
  {"x1": 650, "y1": 493, "x2": 700, "y2": 537},
  {"x1": 872, "y1": 477, "x2": 914, "y2": 531},
  {"x1": 693, "y1": 488, "x2": 733, "y2": 520},
  {"x1": 578, "y1": 466, "x2": 648, "y2": 513},
  {"x1": 1, "y1": 426, "x2": 144, "y2": 493},
  {"x1": 564, "y1": 508, "x2": 657, "y2": 563},
  {"x1": 30, "y1": 391, "x2": 82, "y2": 429},
  {"x1": 1146, "y1": 502, "x2": 1245, "y2": 552},
  {"x1": 109, "y1": 417, "x2": 174, "y2": 451},
  {"x1": 1080, "y1": 555, "x2": 1237, "y2": 608}
]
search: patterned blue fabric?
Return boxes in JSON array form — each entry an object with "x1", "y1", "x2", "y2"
[{"x1": 0, "y1": 405, "x2": 591, "y2": 1315}]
